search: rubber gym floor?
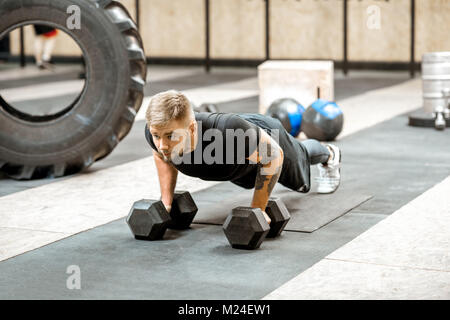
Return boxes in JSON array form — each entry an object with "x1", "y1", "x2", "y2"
[{"x1": 0, "y1": 65, "x2": 449, "y2": 299}]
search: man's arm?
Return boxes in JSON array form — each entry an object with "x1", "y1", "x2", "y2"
[
  {"x1": 247, "y1": 129, "x2": 284, "y2": 221},
  {"x1": 153, "y1": 150, "x2": 178, "y2": 212}
]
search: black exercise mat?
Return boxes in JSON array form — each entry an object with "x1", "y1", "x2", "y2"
[{"x1": 192, "y1": 182, "x2": 372, "y2": 233}]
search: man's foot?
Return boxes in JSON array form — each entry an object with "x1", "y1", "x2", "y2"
[
  {"x1": 316, "y1": 144, "x2": 341, "y2": 194},
  {"x1": 37, "y1": 61, "x2": 55, "y2": 71}
]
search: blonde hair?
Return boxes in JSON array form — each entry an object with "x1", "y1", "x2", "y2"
[{"x1": 145, "y1": 90, "x2": 194, "y2": 127}]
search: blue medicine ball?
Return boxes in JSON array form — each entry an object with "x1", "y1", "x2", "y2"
[
  {"x1": 301, "y1": 99, "x2": 344, "y2": 141},
  {"x1": 265, "y1": 98, "x2": 305, "y2": 137}
]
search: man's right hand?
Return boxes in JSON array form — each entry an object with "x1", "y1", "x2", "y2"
[
  {"x1": 262, "y1": 210, "x2": 271, "y2": 225},
  {"x1": 154, "y1": 150, "x2": 178, "y2": 214}
]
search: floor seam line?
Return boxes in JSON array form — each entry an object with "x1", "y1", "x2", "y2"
[
  {"x1": 324, "y1": 257, "x2": 450, "y2": 273},
  {"x1": 0, "y1": 226, "x2": 69, "y2": 235}
]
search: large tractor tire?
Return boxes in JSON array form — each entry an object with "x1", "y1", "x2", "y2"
[{"x1": 0, "y1": 0, "x2": 147, "y2": 180}]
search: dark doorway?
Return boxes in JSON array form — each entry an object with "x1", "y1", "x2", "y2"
[{"x1": 0, "y1": 34, "x2": 10, "y2": 61}]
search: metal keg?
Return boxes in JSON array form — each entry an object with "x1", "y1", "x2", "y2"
[{"x1": 422, "y1": 52, "x2": 450, "y2": 113}]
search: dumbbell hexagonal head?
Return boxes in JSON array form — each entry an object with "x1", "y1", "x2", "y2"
[
  {"x1": 168, "y1": 191, "x2": 198, "y2": 230},
  {"x1": 126, "y1": 199, "x2": 171, "y2": 240},
  {"x1": 223, "y1": 207, "x2": 270, "y2": 250},
  {"x1": 265, "y1": 198, "x2": 291, "y2": 238}
]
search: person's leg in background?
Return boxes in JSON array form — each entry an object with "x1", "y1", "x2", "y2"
[
  {"x1": 33, "y1": 35, "x2": 44, "y2": 68},
  {"x1": 42, "y1": 36, "x2": 56, "y2": 64},
  {"x1": 33, "y1": 25, "x2": 58, "y2": 70}
]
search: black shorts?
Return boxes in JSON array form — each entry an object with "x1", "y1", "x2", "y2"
[{"x1": 33, "y1": 25, "x2": 56, "y2": 36}]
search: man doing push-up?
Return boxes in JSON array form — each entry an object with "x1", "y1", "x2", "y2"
[{"x1": 144, "y1": 90, "x2": 341, "y2": 225}]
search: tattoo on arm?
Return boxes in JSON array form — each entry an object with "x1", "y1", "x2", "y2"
[
  {"x1": 254, "y1": 164, "x2": 281, "y2": 193},
  {"x1": 254, "y1": 169, "x2": 270, "y2": 190},
  {"x1": 267, "y1": 171, "x2": 280, "y2": 191}
]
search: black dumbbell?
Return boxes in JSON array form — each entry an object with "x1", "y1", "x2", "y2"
[
  {"x1": 126, "y1": 199, "x2": 170, "y2": 240},
  {"x1": 190, "y1": 100, "x2": 198, "y2": 112},
  {"x1": 194, "y1": 103, "x2": 219, "y2": 113},
  {"x1": 222, "y1": 198, "x2": 290, "y2": 249},
  {"x1": 126, "y1": 191, "x2": 198, "y2": 240},
  {"x1": 223, "y1": 207, "x2": 270, "y2": 250},
  {"x1": 265, "y1": 198, "x2": 290, "y2": 238},
  {"x1": 167, "y1": 191, "x2": 198, "y2": 230}
]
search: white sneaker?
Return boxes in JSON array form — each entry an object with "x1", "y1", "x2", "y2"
[{"x1": 316, "y1": 144, "x2": 341, "y2": 194}]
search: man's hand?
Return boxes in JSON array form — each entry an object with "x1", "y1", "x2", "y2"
[
  {"x1": 163, "y1": 203, "x2": 172, "y2": 213},
  {"x1": 262, "y1": 210, "x2": 271, "y2": 225}
]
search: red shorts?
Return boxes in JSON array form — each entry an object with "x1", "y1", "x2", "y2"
[{"x1": 43, "y1": 29, "x2": 58, "y2": 38}]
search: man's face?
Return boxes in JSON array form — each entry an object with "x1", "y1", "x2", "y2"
[{"x1": 150, "y1": 118, "x2": 193, "y2": 162}]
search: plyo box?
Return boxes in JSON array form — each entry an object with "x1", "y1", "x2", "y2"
[{"x1": 258, "y1": 60, "x2": 334, "y2": 114}]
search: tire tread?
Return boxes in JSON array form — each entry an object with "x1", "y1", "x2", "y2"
[{"x1": 1, "y1": 0, "x2": 146, "y2": 180}]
